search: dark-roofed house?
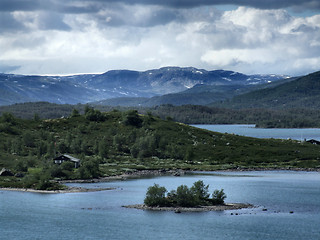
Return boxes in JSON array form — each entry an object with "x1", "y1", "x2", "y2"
[
  {"x1": 53, "y1": 154, "x2": 80, "y2": 168},
  {"x1": 0, "y1": 168, "x2": 14, "y2": 176},
  {"x1": 306, "y1": 139, "x2": 320, "y2": 145}
]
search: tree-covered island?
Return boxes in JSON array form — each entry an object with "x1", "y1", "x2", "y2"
[
  {"x1": 145, "y1": 180, "x2": 226, "y2": 207},
  {"x1": 125, "y1": 180, "x2": 252, "y2": 212}
]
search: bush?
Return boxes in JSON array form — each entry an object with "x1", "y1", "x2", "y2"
[{"x1": 212, "y1": 189, "x2": 227, "y2": 204}]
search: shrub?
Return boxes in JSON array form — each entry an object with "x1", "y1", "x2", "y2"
[{"x1": 212, "y1": 189, "x2": 227, "y2": 204}]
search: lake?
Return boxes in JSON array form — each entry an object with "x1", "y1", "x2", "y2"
[
  {"x1": 191, "y1": 124, "x2": 320, "y2": 141},
  {"x1": 1, "y1": 171, "x2": 320, "y2": 240}
]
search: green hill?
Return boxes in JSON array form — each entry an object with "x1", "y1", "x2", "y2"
[
  {"x1": 1, "y1": 109, "x2": 320, "y2": 190},
  {"x1": 3, "y1": 102, "x2": 320, "y2": 128},
  {"x1": 214, "y1": 71, "x2": 320, "y2": 109}
]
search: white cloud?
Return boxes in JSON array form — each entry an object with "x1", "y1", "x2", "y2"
[
  {"x1": 0, "y1": 5, "x2": 319, "y2": 76},
  {"x1": 199, "y1": 7, "x2": 320, "y2": 75}
]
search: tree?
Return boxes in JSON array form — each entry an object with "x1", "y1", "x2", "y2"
[
  {"x1": 78, "y1": 159, "x2": 100, "y2": 179},
  {"x1": 190, "y1": 180, "x2": 210, "y2": 204},
  {"x1": 184, "y1": 147, "x2": 195, "y2": 162},
  {"x1": 144, "y1": 184, "x2": 167, "y2": 207},
  {"x1": 15, "y1": 159, "x2": 28, "y2": 172},
  {"x1": 33, "y1": 113, "x2": 40, "y2": 121},
  {"x1": 98, "y1": 139, "x2": 108, "y2": 159},
  {"x1": 84, "y1": 106, "x2": 105, "y2": 122},
  {"x1": 1, "y1": 112, "x2": 16, "y2": 124},
  {"x1": 123, "y1": 110, "x2": 142, "y2": 127},
  {"x1": 212, "y1": 189, "x2": 227, "y2": 205},
  {"x1": 175, "y1": 185, "x2": 196, "y2": 207},
  {"x1": 22, "y1": 131, "x2": 35, "y2": 148},
  {"x1": 71, "y1": 108, "x2": 80, "y2": 117}
]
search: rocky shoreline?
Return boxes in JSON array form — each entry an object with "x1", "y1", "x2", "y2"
[
  {"x1": 60, "y1": 169, "x2": 187, "y2": 184},
  {"x1": 1, "y1": 168, "x2": 318, "y2": 194},
  {"x1": 59, "y1": 167, "x2": 320, "y2": 184},
  {"x1": 123, "y1": 203, "x2": 254, "y2": 212},
  {"x1": 0, "y1": 170, "x2": 184, "y2": 193},
  {"x1": 0, "y1": 186, "x2": 115, "y2": 194}
]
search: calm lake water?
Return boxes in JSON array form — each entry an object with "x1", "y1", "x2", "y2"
[
  {"x1": 1, "y1": 171, "x2": 320, "y2": 240},
  {"x1": 191, "y1": 124, "x2": 320, "y2": 141}
]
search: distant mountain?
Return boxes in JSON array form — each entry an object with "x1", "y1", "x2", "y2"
[
  {"x1": 213, "y1": 71, "x2": 320, "y2": 109},
  {"x1": 93, "y1": 84, "x2": 251, "y2": 107},
  {"x1": 93, "y1": 77, "x2": 299, "y2": 107},
  {"x1": 0, "y1": 67, "x2": 288, "y2": 106}
]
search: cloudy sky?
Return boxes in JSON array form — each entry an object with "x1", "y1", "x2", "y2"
[{"x1": 1, "y1": 0, "x2": 319, "y2": 76}]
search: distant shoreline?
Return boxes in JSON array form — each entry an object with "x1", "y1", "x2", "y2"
[{"x1": 123, "y1": 203, "x2": 254, "y2": 212}]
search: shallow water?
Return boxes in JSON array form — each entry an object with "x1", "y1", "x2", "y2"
[{"x1": 1, "y1": 171, "x2": 320, "y2": 239}]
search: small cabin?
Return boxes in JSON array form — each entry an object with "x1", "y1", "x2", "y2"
[
  {"x1": 0, "y1": 168, "x2": 14, "y2": 176},
  {"x1": 53, "y1": 154, "x2": 80, "y2": 168},
  {"x1": 306, "y1": 139, "x2": 320, "y2": 145}
]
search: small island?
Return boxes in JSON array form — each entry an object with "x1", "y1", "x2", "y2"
[{"x1": 124, "y1": 180, "x2": 253, "y2": 212}]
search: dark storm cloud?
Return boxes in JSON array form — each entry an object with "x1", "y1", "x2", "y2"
[
  {"x1": 0, "y1": 13, "x2": 25, "y2": 32},
  {"x1": 0, "y1": 0, "x2": 100, "y2": 14},
  {"x1": 123, "y1": 0, "x2": 320, "y2": 10},
  {"x1": 94, "y1": 7, "x2": 182, "y2": 28},
  {"x1": 1, "y1": 0, "x2": 319, "y2": 13}
]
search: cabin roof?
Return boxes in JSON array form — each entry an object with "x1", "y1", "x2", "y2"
[
  {"x1": 54, "y1": 154, "x2": 80, "y2": 163},
  {"x1": 306, "y1": 139, "x2": 320, "y2": 145}
]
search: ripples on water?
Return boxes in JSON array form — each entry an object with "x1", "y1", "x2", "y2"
[{"x1": 1, "y1": 171, "x2": 320, "y2": 240}]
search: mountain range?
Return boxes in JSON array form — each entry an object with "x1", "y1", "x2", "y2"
[{"x1": 0, "y1": 67, "x2": 289, "y2": 106}]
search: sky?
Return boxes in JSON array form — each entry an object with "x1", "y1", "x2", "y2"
[{"x1": 0, "y1": 0, "x2": 320, "y2": 76}]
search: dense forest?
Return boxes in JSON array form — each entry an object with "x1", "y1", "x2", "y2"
[
  {"x1": 1, "y1": 108, "x2": 320, "y2": 190},
  {"x1": 2, "y1": 102, "x2": 320, "y2": 128}
]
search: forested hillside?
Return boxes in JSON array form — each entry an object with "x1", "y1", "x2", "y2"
[
  {"x1": 1, "y1": 109, "x2": 320, "y2": 190},
  {"x1": 215, "y1": 71, "x2": 320, "y2": 109},
  {"x1": 2, "y1": 102, "x2": 320, "y2": 128}
]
